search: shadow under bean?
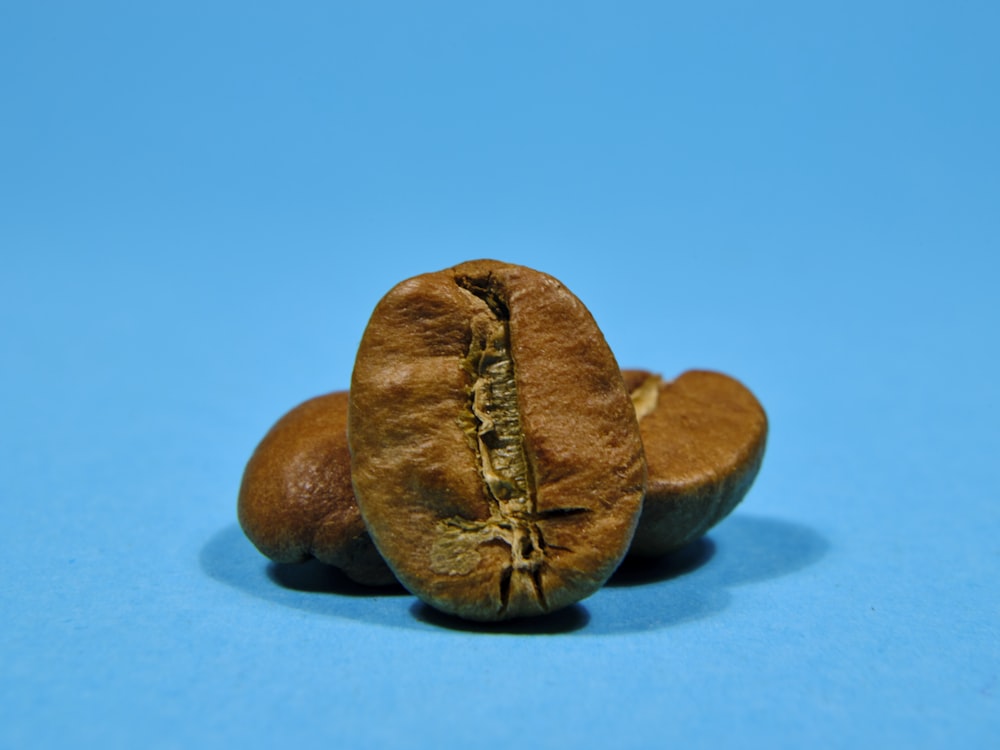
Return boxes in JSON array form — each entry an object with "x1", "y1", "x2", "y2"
[
  {"x1": 199, "y1": 513, "x2": 829, "y2": 635},
  {"x1": 267, "y1": 558, "x2": 408, "y2": 597},
  {"x1": 410, "y1": 601, "x2": 591, "y2": 635}
]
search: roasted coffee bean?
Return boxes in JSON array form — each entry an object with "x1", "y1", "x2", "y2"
[
  {"x1": 623, "y1": 369, "x2": 768, "y2": 557},
  {"x1": 238, "y1": 368, "x2": 767, "y2": 588},
  {"x1": 349, "y1": 260, "x2": 646, "y2": 621},
  {"x1": 238, "y1": 391, "x2": 396, "y2": 586}
]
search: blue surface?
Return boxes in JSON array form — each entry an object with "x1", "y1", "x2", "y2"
[{"x1": 2, "y1": 2, "x2": 998, "y2": 748}]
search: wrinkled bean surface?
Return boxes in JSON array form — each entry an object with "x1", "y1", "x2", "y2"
[{"x1": 349, "y1": 260, "x2": 646, "y2": 621}]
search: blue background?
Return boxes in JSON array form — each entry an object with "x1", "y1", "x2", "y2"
[{"x1": 2, "y1": 2, "x2": 997, "y2": 747}]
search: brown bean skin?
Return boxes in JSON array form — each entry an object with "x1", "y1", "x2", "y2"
[
  {"x1": 237, "y1": 368, "x2": 767, "y2": 590},
  {"x1": 237, "y1": 391, "x2": 395, "y2": 586},
  {"x1": 349, "y1": 260, "x2": 646, "y2": 621},
  {"x1": 623, "y1": 369, "x2": 768, "y2": 557}
]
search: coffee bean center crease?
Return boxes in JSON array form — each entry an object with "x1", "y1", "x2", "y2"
[{"x1": 427, "y1": 274, "x2": 590, "y2": 614}]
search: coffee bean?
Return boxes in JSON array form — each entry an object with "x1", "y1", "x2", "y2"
[
  {"x1": 237, "y1": 391, "x2": 396, "y2": 586},
  {"x1": 623, "y1": 369, "x2": 768, "y2": 557},
  {"x1": 238, "y1": 368, "x2": 767, "y2": 590},
  {"x1": 349, "y1": 260, "x2": 646, "y2": 621}
]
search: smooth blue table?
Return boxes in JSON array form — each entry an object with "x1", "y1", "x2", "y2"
[{"x1": 3, "y1": 3, "x2": 997, "y2": 748}]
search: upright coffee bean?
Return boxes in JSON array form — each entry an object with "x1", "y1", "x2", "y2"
[{"x1": 349, "y1": 260, "x2": 646, "y2": 621}]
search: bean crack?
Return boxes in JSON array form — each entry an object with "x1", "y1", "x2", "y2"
[{"x1": 429, "y1": 275, "x2": 592, "y2": 615}]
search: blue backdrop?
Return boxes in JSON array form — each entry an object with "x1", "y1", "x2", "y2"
[{"x1": 2, "y1": 2, "x2": 997, "y2": 747}]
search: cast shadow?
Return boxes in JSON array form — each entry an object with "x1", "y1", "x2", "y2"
[
  {"x1": 200, "y1": 524, "x2": 416, "y2": 630},
  {"x1": 607, "y1": 514, "x2": 828, "y2": 590},
  {"x1": 199, "y1": 524, "x2": 586, "y2": 633},
  {"x1": 581, "y1": 514, "x2": 830, "y2": 635},
  {"x1": 267, "y1": 558, "x2": 407, "y2": 597},
  {"x1": 410, "y1": 601, "x2": 591, "y2": 635},
  {"x1": 200, "y1": 514, "x2": 829, "y2": 636},
  {"x1": 695, "y1": 514, "x2": 830, "y2": 589},
  {"x1": 606, "y1": 536, "x2": 718, "y2": 587}
]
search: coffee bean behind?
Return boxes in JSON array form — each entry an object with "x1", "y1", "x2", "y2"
[
  {"x1": 349, "y1": 260, "x2": 646, "y2": 621},
  {"x1": 237, "y1": 391, "x2": 396, "y2": 586},
  {"x1": 624, "y1": 369, "x2": 768, "y2": 557}
]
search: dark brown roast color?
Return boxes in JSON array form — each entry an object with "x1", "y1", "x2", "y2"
[
  {"x1": 237, "y1": 391, "x2": 395, "y2": 585},
  {"x1": 623, "y1": 369, "x2": 768, "y2": 557},
  {"x1": 349, "y1": 260, "x2": 646, "y2": 620}
]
